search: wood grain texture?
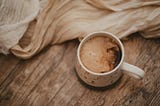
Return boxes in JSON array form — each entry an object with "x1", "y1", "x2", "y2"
[{"x1": 0, "y1": 33, "x2": 160, "y2": 106}]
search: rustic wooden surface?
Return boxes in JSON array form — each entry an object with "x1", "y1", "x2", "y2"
[{"x1": 0, "y1": 33, "x2": 160, "y2": 106}]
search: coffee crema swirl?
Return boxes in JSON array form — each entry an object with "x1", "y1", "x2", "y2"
[{"x1": 80, "y1": 36, "x2": 121, "y2": 73}]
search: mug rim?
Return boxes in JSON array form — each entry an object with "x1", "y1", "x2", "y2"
[{"x1": 77, "y1": 31, "x2": 125, "y2": 76}]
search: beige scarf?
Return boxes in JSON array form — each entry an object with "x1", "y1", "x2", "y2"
[{"x1": 0, "y1": 0, "x2": 160, "y2": 59}]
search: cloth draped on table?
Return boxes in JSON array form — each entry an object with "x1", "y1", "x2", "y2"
[{"x1": 0, "y1": 0, "x2": 160, "y2": 59}]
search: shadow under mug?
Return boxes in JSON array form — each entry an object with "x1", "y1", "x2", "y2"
[{"x1": 75, "y1": 31, "x2": 145, "y2": 87}]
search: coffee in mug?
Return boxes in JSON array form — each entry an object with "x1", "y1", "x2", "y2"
[
  {"x1": 75, "y1": 31, "x2": 145, "y2": 87},
  {"x1": 80, "y1": 36, "x2": 121, "y2": 73}
]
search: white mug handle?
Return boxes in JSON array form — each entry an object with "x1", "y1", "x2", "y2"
[{"x1": 121, "y1": 62, "x2": 144, "y2": 79}]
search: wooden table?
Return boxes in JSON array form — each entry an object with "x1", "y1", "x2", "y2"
[{"x1": 0, "y1": 33, "x2": 160, "y2": 106}]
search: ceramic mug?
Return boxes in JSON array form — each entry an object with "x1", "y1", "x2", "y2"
[{"x1": 75, "y1": 31, "x2": 145, "y2": 87}]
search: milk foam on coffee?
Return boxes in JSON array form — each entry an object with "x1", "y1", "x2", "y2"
[{"x1": 80, "y1": 36, "x2": 121, "y2": 73}]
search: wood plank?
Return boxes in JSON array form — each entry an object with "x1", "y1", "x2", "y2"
[
  {"x1": 0, "y1": 34, "x2": 159, "y2": 106},
  {"x1": 0, "y1": 43, "x2": 68, "y2": 106},
  {"x1": 0, "y1": 54, "x2": 20, "y2": 86}
]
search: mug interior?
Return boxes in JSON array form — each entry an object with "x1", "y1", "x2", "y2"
[{"x1": 77, "y1": 31, "x2": 125, "y2": 75}]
